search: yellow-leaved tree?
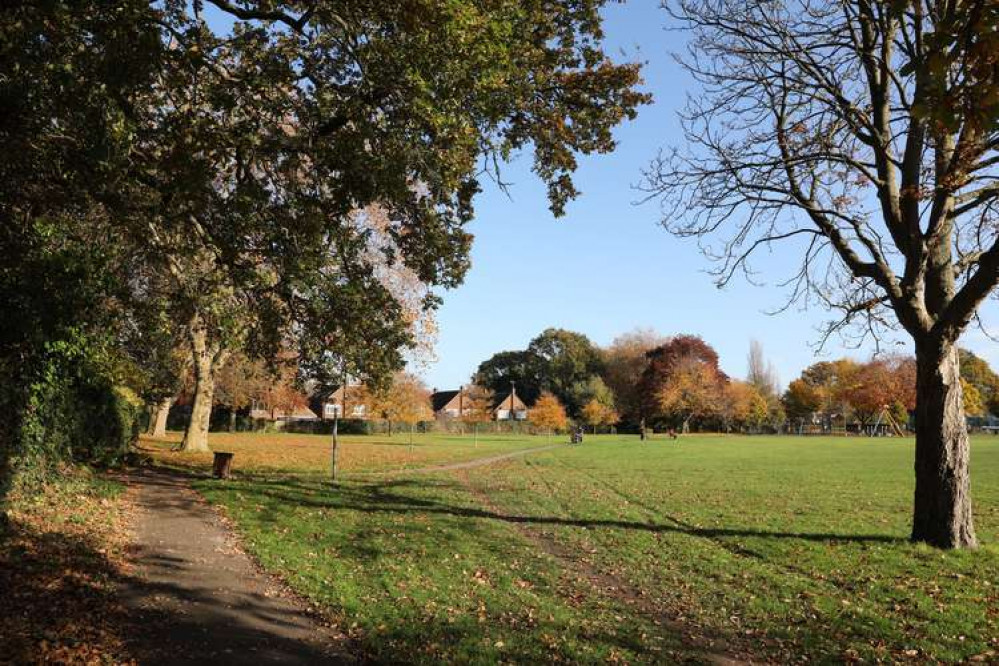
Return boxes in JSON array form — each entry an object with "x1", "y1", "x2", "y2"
[
  {"x1": 581, "y1": 399, "x2": 619, "y2": 435},
  {"x1": 461, "y1": 384, "x2": 495, "y2": 445},
  {"x1": 722, "y1": 381, "x2": 768, "y2": 433},
  {"x1": 658, "y1": 357, "x2": 725, "y2": 433},
  {"x1": 368, "y1": 372, "x2": 432, "y2": 439},
  {"x1": 962, "y1": 379, "x2": 985, "y2": 418},
  {"x1": 531, "y1": 392, "x2": 569, "y2": 441}
]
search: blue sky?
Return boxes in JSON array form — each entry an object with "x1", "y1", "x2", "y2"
[
  {"x1": 203, "y1": 2, "x2": 996, "y2": 388},
  {"x1": 419, "y1": 1, "x2": 999, "y2": 390}
]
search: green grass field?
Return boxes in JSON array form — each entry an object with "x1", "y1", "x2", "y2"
[
  {"x1": 143, "y1": 430, "x2": 557, "y2": 476},
  {"x1": 167, "y1": 433, "x2": 999, "y2": 664}
]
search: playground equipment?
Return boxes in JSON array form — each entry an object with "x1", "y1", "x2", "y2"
[{"x1": 871, "y1": 405, "x2": 906, "y2": 437}]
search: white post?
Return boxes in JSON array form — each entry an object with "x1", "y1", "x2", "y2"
[{"x1": 330, "y1": 409, "x2": 339, "y2": 484}]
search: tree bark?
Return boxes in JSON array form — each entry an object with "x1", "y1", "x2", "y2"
[
  {"x1": 147, "y1": 397, "x2": 172, "y2": 437},
  {"x1": 911, "y1": 342, "x2": 977, "y2": 549},
  {"x1": 181, "y1": 366, "x2": 214, "y2": 452},
  {"x1": 179, "y1": 322, "x2": 216, "y2": 453}
]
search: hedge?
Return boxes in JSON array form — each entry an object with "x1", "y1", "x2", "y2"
[{"x1": 0, "y1": 334, "x2": 140, "y2": 501}]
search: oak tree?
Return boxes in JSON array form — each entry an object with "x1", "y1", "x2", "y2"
[
  {"x1": 4, "y1": 1, "x2": 648, "y2": 466},
  {"x1": 638, "y1": 335, "x2": 728, "y2": 428},
  {"x1": 658, "y1": 357, "x2": 727, "y2": 433},
  {"x1": 527, "y1": 328, "x2": 606, "y2": 416},
  {"x1": 474, "y1": 351, "x2": 545, "y2": 407}
]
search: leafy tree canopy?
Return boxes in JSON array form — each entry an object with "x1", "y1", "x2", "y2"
[
  {"x1": 638, "y1": 335, "x2": 727, "y2": 425},
  {"x1": 474, "y1": 350, "x2": 545, "y2": 406},
  {"x1": 959, "y1": 349, "x2": 999, "y2": 416},
  {"x1": 526, "y1": 328, "x2": 605, "y2": 415},
  {"x1": 530, "y1": 392, "x2": 569, "y2": 433}
]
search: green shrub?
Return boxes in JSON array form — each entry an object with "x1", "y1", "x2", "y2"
[{"x1": 0, "y1": 333, "x2": 139, "y2": 500}]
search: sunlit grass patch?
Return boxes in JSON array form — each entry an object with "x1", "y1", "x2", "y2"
[
  {"x1": 143, "y1": 430, "x2": 568, "y2": 476},
  {"x1": 184, "y1": 434, "x2": 999, "y2": 663}
]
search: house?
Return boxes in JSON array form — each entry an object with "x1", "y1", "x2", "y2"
[
  {"x1": 492, "y1": 388, "x2": 528, "y2": 421},
  {"x1": 431, "y1": 386, "x2": 529, "y2": 421},
  {"x1": 315, "y1": 384, "x2": 369, "y2": 420},
  {"x1": 431, "y1": 388, "x2": 471, "y2": 419},
  {"x1": 248, "y1": 404, "x2": 319, "y2": 422}
]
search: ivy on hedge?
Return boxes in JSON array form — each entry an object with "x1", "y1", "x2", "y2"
[{"x1": 0, "y1": 330, "x2": 141, "y2": 499}]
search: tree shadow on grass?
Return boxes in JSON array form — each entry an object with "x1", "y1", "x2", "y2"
[
  {"x1": 211, "y1": 473, "x2": 995, "y2": 664},
  {"x1": 186, "y1": 472, "x2": 716, "y2": 664},
  {"x1": 160, "y1": 466, "x2": 999, "y2": 664},
  {"x1": 228, "y1": 473, "x2": 905, "y2": 546},
  {"x1": 133, "y1": 467, "x2": 709, "y2": 664}
]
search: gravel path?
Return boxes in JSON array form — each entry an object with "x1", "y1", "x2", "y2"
[{"x1": 121, "y1": 468, "x2": 347, "y2": 665}]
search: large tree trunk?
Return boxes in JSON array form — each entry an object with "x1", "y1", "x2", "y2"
[
  {"x1": 179, "y1": 321, "x2": 218, "y2": 453},
  {"x1": 180, "y1": 366, "x2": 214, "y2": 452},
  {"x1": 911, "y1": 342, "x2": 977, "y2": 549},
  {"x1": 147, "y1": 397, "x2": 172, "y2": 437}
]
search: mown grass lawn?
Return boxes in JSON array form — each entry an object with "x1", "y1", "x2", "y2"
[
  {"x1": 143, "y1": 430, "x2": 557, "y2": 476},
  {"x1": 168, "y1": 434, "x2": 999, "y2": 664}
]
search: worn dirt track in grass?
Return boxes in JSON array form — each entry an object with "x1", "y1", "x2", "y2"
[
  {"x1": 121, "y1": 468, "x2": 347, "y2": 665},
  {"x1": 367, "y1": 443, "x2": 566, "y2": 475},
  {"x1": 454, "y1": 467, "x2": 754, "y2": 666}
]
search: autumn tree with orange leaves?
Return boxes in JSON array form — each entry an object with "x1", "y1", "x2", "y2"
[
  {"x1": 638, "y1": 335, "x2": 728, "y2": 432},
  {"x1": 530, "y1": 392, "x2": 569, "y2": 438}
]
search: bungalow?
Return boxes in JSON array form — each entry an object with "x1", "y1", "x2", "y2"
[
  {"x1": 431, "y1": 386, "x2": 529, "y2": 421},
  {"x1": 493, "y1": 388, "x2": 528, "y2": 421},
  {"x1": 431, "y1": 388, "x2": 471, "y2": 419},
  {"x1": 316, "y1": 384, "x2": 369, "y2": 420},
  {"x1": 248, "y1": 404, "x2": 319, "y2": 422}
]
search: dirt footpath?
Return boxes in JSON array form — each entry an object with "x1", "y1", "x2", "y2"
[{"x1": 121, "y1": 468, "x2": 347, "y2": 665}]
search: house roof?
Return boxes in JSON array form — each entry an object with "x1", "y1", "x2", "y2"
[
  {"x1": 492, "y1": 390, "x2": 527, "y2": 411},
  {"x1": 290, "y1": 406, "x2": 319, "y2": 420},
  {"x1": 250, "y1": 405, "x2": 319, "y2": 420},
  {"x1": 431, "y1": 390, "x2": 461, "y2": 413},
  {"x1": 318, "y1": 384, "x2": 365, "y2": 402}
]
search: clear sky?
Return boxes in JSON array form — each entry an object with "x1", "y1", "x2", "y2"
[{"x1": 418, "y1": 1, "x2": 999, "y2": 390}]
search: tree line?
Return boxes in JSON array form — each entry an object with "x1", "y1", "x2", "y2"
[
  {"x1": 473, "y1": 328, "x2": 783, "y2": 433},
  {"x1": 473, "y1": 327, "x2": 999, "y2": 435}
]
